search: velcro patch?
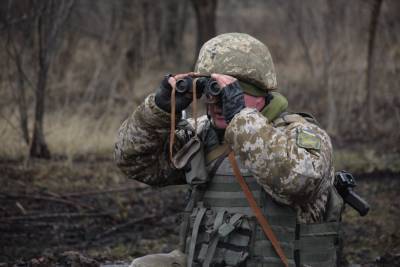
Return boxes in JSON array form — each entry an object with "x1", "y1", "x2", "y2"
[{"x1": 296, "y1": 129, "x2": 321, "y2": 150}]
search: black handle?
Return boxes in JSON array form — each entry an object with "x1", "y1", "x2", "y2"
[{"x1": 344, "y1": 190, "x2": 370, "y2": 216}]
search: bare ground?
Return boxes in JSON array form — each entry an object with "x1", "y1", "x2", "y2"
[{"x1": 0, "y1": 159, "x2": 399, "y2": 266}]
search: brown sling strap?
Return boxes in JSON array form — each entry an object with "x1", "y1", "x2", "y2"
[
  {"x1": 169, "y1": 84, "x2": 177, "y2": 162},
  {"x1": 228, "y1": 151, "x2": 289, "y2": 267},
  {"x1": 169, "y1": 77, "x2": 199, "y2": 163},
  {"x1": 169, "y1": 76, "x2": 288, "y2": 266}
]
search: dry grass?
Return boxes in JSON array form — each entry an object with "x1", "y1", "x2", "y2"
[
  {"x1": 46, "y1": 111, "x2": 122, "y2": 160},
  {"x1": 0, "y1": 109, "x2": 124, "y2": 161},
  {"x1": 0, "y1": 114, "x2": 28, "y2": 160},
  {"x1": 0, "y1": 61, "x2": 176, "y2": 162}
]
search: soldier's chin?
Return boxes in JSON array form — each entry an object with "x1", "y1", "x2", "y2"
[{"x1": 213, "y1": 118, "x2": 228, "y2": 129}]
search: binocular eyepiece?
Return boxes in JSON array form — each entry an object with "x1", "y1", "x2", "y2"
[{"x1": 176, "y1": 77, "x2": 222, "y2": 97}]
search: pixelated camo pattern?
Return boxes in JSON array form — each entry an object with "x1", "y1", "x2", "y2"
[
  {"x1": 115, "y1": 95, "x2": 334, "y2": 223},
  {"x1": 225, "y1": 108, "x2": 334, "y2": 223},
  {"x1": 114, "y1": 94, "x2": 186, "y2": 186},
  {"x1": 195, "y1": 33, "x2": 277, "y2": 91}
]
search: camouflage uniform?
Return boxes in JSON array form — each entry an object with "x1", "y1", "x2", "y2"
[
  {"x1": 115, "y1": 95, "x2": 333, "y2": 223},
  {"x1": 115, "y1": 33, "x2": 339, "y2": 267}
]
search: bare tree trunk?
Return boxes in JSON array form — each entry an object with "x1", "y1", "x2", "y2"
[
  {"x1": 175, "y1": 0, "x2": 189, "y2": 64},
  {"x1": 191, "y1": 0, "x2": 217, "y2": 57},
  {"x1": 29, "y1": 0, "x2": 74, "y2": 159},
  {"x1": 161, "y1": 0, "x2": 189, "y2": 64},
  {"x1": 4, "y1": 0, "x2": 32, "y2": 145},
  {"x1": 365, "y1": 0, "x2": 383, "y2": 128},
  {"x1": 323, "y1": 1, "x2": 336, "y2": 135},
  {"x1": 287, "y1": 2, "x2": 315, "y2": 78},
  {"x1": 30, "y1": 10, "x2": 51, "y2": 159},
  {"x1": 15, "y1": 54, "x2": 30, "y2": 145},
  {"x1": 6, "y1": 39, "x2": 30, "y2": 145}
]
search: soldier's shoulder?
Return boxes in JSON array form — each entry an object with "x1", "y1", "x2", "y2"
[
  {"x1": 275, "y1": 113, "x2": 332, "y2": 149},
  {"x1": 279, "y1": 113, "x2": 329, "y2": 135}
]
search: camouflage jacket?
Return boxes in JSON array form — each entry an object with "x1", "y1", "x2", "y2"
[{"x1": 115, "y1": 94, "x2": 335, "y2": 223}]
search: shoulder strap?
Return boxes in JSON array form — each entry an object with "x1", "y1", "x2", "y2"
[
  {"x1": 187, "y1": 207, "x2": 207, "y2": 267},
  {"x1": 273, "y1": 113, "x2": 307, "y2": 127},
  {"x1": 227, "y1": 151, "x2": 289, "y2": 267},
  {"x1": 170, "y1": 78, "x2": 199, "y2": 163},
  {"x1": 273, "y1": 112, "x2": 319, "y2": 127},
  {"x1": 206, "y1": 144, "x2": 230, "y2": 164},
  {"x1": 296, "y1": 112, "x2": 319, "y2": 125},
  {"x1": 205, "y1": 144, "x2": 230, "y2": 184}
]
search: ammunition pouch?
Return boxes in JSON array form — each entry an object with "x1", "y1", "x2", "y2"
[{"x1": 186, "y1": 207, "x2": 252, "y2": 267}]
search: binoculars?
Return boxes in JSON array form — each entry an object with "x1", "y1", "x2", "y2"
[{"x1": 176, "y1": 76, "x2": 222, "y2": 97}]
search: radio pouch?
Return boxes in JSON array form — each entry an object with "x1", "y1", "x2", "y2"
[{"x1": 172, "y1": 136, "x2": 208, "y2": 185}]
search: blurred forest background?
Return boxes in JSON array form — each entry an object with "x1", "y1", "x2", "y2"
[
  {"x1": 0, "y1": 0, "x2": 399, "y2": 161},
  {"x1": 0, "y1": 0, "x2": 399, "y2": 266}
]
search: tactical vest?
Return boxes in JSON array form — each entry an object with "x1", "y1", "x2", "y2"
[{"x1": 182, "y1": 156, "x2": 341, "y2": 267}]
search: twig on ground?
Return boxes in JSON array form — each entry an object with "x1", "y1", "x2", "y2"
[
  {"x1": 0, "y1": 192, "x2": 94, "y2": 211},
  {"x1": 61, "y1": 185, "x2": 150, "y2": 197},
  {"x1": 90, "y1": 213, "x2": 158, "y2": 242},
  {"x1": 1, "y1": 211, "x2": 115, "y2": 221}
]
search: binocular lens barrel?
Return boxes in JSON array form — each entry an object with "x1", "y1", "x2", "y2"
[
  {"x1": 174, "y1": 76, "x2": 222, "y2": 96},
  {"x1": 176, "y1": 78, "x2": 192, "y2": 93},
  {"x1": 207, "y1": 80, "x2": 221, "y2": 96}
]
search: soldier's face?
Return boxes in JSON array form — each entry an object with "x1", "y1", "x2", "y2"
[
  {"x1": 209, "y1": 102, "x2": 228, "y2": 129},
  {"x1": 209, "y1": 94, "x2": 266, "y2": 129}
]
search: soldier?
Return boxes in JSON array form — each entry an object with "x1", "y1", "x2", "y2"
[{"x1": 115, "y1": 33, "x2": 344, "y2": 267}]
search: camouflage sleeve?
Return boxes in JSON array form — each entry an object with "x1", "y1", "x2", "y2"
[
  {"x1": 114, "y1": 94, "x2": 186, "y2": 186},
  {"x1": 225, "y1": 108, "x2": 334, "y2": 222}
]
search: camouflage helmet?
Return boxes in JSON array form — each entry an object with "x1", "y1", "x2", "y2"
[{"x1": 194, "y1": 33, "x2": 277, "y2": 91}]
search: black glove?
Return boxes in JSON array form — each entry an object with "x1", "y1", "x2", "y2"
[
  {"x1": 155, "y1": 75, "x2": 193, "y2": 113},
  {"x1": 221, "y1": 81, "x2": 245, "y2": 123}
]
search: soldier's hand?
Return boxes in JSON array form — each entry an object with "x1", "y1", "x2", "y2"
[
  {"x1": 211, "y1": 74, "x2": 245, "y2": 123},
  {"x1": 155, "y1": 73, "x2": 194, "y2": 113}
]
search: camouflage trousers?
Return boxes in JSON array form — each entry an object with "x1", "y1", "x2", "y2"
[{"x1": 130, "y1": 249, "x2": 186, "y2": 267}]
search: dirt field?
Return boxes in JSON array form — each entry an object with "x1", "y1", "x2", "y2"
[{"x1": 0, "y1": 159, "x2": 399, "y2": 266}]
